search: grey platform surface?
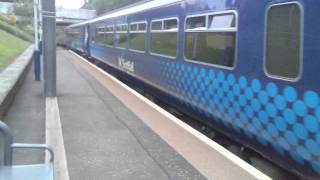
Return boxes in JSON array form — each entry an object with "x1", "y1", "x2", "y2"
[
  {"x1": 1, "y1": 64, "x2": 45, "y2": 165},
  {"x1": 57, "y1": 49, "x2": 205, "y2": 180}
]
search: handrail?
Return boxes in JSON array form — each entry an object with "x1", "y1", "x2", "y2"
[
  {"x1": 0, "y1": 121, "x2": 14, "y2": 165},
  {"x1": 0, "y1": 121, "x2": 54, "y2": 165}
]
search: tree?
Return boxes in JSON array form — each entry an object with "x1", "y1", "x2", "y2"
[
  {"x1": 13, "y1": 0, "x2": 33, "y2": 26},
  {"x1": 82, "y1": 0, "x2": 143, "y2": 15}
]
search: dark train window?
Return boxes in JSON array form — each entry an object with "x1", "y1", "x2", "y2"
[
  {"x1": 184, "y1": 13, "x2": 237, "y2": 68},
  {"x1": 186, "y1": 15, "x2": 206, "y2": 29},
  {"x1": 115, "y1": 24, "x2": 127, "y2": 49},
  {"x1": 152, "y1": 21, "x2": 162, "y2": 30},
  {"x1": 151, "y1": 18, "x2": 178, "y2": 58},
  {"x1": 95, "y1": 26, "x2": 106, "y2": 45},
  {"x1": 129, "y1": 22, "x2": 146, "y2": 52},
  {"x1": 265, "y1": 3, "x2": 302, "y2": 80},
  {"x1": 105, "y1": 25, "x2": 114, "y2": 46}
]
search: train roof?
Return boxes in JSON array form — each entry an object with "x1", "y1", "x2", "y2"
[{"x1": 67, "y1": 0, "x2": 183, "y2": 28}]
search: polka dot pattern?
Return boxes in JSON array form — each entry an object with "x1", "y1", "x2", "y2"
[{"x1": 159, "y1": 62, "x2": 320, "y2": 175}]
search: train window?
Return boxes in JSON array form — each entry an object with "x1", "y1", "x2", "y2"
[
  {"x1": 150, "y1": 18, "x2": 178, "y2": 58},
  {"x1": 105, "y1": 25, "x2": 114, "y2": 46},
  {"x1": 129, "y1": 22, "x2": 147, "y2": 52},
  {"x1": 184, "y1": 12, "x2": 237, "y2": 68},
  {"x1": 130, "y1": 24, "x2": 138, "y2": 31},
  {"x1": 95, "y1": 26, "x2": 106, "y2": 45},
  {"x1": 138, "y1": 23, "x2": 146, "y2": 31},
  {"x1": 186, "y1": 15, "x2": 206, "y2": 29},
  {"x1": 265, "y1": 3, "x2": 302, "y2": 80},
  {"x1": 208, "y1": 14, "x2": 235, "y2": 29},
  {"x1": 115, "y1": 24, "x2": 128, "y2": 49},
  {"x1": 152, "y1": 21, "x2": 162, "y2": 30}
]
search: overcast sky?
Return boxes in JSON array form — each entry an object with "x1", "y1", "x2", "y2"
[{"x1": 56, "y1": 0, "x2": 85, "y2": 9}]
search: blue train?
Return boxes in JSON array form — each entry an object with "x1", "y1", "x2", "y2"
[{"x1": 65, "y1": 0, "x2": 320, "y2": 179}]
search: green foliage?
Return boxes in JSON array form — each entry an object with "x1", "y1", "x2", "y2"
[
  {"x1": 0, "y1": 20, "x2": 33, "y2": 42},
  {"x1": 0, "y1": 13, "x2": 17, "y2": 25},
  {"x1": 0, "y1": 29, "x2": 30, "y2": 68},
  {"x1": 82, "y1": 0, "x2": 143, "y2": 15},
  {"x1": 13, "y1": 0, "x2": 33, "y2": 26}
]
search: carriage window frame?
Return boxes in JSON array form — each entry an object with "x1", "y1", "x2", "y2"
[
  {"x1": 150, "y1": 17, "x2": 179, "y2": 59},
  {"x1": 129, "y1": 21, "x2": 147, "y2": 53},
  {"x1": 264, "y1": 2, "x2": 303, "y2": 82},
  {"x1": 115, "y1": 24, "x2": 128, "y2": 49},
  {"x1": 184, "y1": 10, "x2": 238, "y2": 70}
]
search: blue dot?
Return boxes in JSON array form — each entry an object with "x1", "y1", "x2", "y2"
[
  {"x1": 293, "y1": 101, "x2": 307, "y2": 117},
  {"x1": 293, "y1": 123, "x2": 308, "y2": 140},
  {"x1": 275, "y1": 95, "x2": 286, "y2": 110},
  {"x1": 223, "y1": 98, "x2": 229, "y2": 109},
  {"x1": 283, "y1": 109, "x2": 297, "y2": 124},
  {"x1": 245, "y1": 107, "x2": 254, "y2": 118},
  {"x1": 297, "y1": 146, "x2": 311, "y2": 161},
  {"x1": 200, "y1": 68, "x2": 206, "y2": 77},
  {"x1": 266, "y1": 103, "x2": 277, "y2": 117},
  {"x1": 218, "y1": 89, "x2": 224, "y2": 99},
  {"x1": 297, "y1": 146, "x2": 312, "y2": 161},
  {"x1": 285, "y1": 131, "x2": 298, "y2": 146},
  {"x1": 275, "y1": 116, "x2": 287, "y2": 131},
  {"x1": 304, "y1": 115, "x2": 318, "y2": 133},
  {"x1": 223, "y1": 82, "x2": 229, "y2": 92},
  {"x1": 218, "y1": 72, "x2": 224, "y2": 82},
  {"x1": 258, "y1": 91, "x2": 269, "y2": 105},
  {"x1": 278, "y1": 137, "x2": 290, "y2": 150},
  {"x1": 267, "y1": 124, "x2": 279, "y2": 137},
  {"x1": 245, "y1": 88, "x2": 253, "y2": 99},
  {"x1": 253, "y1": 118, "x2": 262, "y2": 130},
  {"x1": 251, "y1": 99, "x2": 261, "y2": 111},
  {"x1": 193, "y1": 68, "x2": 198, "y2": 74},
  {"x1": 239, "y1": 76, "x2": 247, "y2": 89},
  {"x1": 227, "y1": 74, "x2": 235, "y2": 85},
  {"x1": 251, "y1": 79, "x2": 261, "y2": 93},
  {"x1": 284, "y1": 86, "x2": 297, "y2": 102},
  {"x1": 304, "y1": 91, "x2": 319, "y2": 108},
  {"x1": 267, "y1": 83, "x2": 278, "y2": 97},
  {"x1": 306, "y1": 139, "x2": 320, "y2": 156},
  {"x1": 209, "y1": 70, "x2": 215, "y2": 79},
  {"x1": 239, "y1": 95, "x2": 247, "y2": 106},
  {"x1": 290, "y1": 151, "x2": 305, "y2": 165},
  {"x1": 259, "y1": 111, "x2": 268, "y2": 124},
  {"x1": 233, "y1": 102, "x2": 240, "y2": 113},
  {"x1": 262, "y1": 130, "x2": 272, "y2": 142},
  {"x1": 233, "y1": 84, "x2": 240, "y2": 96},
  {"x1": 228, "y1": 93, "x2": 234, "y2": 102},
  {"x1": 240, "y1": 112, "x2": 248, "y2": 124},
  {"x1": 311, "y1": 162, "x2": 320, "y2": 174}
]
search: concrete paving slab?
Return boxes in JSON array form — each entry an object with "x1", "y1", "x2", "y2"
[
  {"x1": 1, "y1": 63, "x2": 45, "y2": 165},
  {"x1": 57, "y1": 49, "x2": 205, "y2": 180}
]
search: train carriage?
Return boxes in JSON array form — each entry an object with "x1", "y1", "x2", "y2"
[{"x1": 65, "y1": 0, "x2": 320, "y2": 179}]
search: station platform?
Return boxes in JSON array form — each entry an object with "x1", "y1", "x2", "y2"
[{"x1": 1, "y1": 49, "x2": 271, "y2": 180}]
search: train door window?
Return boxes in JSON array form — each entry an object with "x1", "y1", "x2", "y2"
[
  {"x1": 150, "y1": 18, "x2": 178, "y2": 58},
  {"x1": 115, "y1": 24, "x2": 128, "y2": 49},
  {"x1": 129, "y1": 22, "x2": 147, "y2": 52},
  {"x1": 184, "y1": 12, "x2": 237, "y2": 69},
  {"x1": 265, "y1": 3, "x2": 302, "y2": 80},
  {"x1": 105, "y1": 25, "x2": 114, "y2": 46},
  {"x1": 95, "y1": 26, "x2": 106, "y2": 45}
]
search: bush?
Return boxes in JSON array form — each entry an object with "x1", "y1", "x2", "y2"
[
  {"x1": 0, "y1": 19, "x2": 33, "y2": 42},
  {"x1": 0, "y1": 13, "x2": 16, "y2": 25}
]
